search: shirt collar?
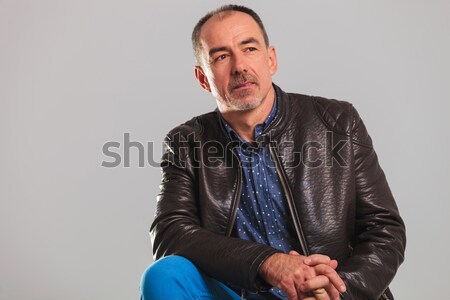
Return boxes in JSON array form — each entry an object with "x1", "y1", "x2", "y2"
[{"x1": 221, "y1": 90, "x2": 278, "y2": 143}]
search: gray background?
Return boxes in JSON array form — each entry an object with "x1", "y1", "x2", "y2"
[{"x1": 1, "y1": 0, "x2": 449, "y2": 299}]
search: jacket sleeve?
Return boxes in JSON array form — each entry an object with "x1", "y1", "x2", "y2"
[
  {"x1": 338, "y1": 107, "x2": 406, "y2": 300},
  {"x1": 150, "y1": 132, "x2": 280, "y2": 292}
]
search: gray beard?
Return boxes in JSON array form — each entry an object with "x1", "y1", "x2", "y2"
[
  {"x1": 228, "y1": 96, "x2": 263, "y2": 111},
  {"x1": 227, "y1": 88, "x2": 263, "y2": 111},
  {"x1": 226, "y1": 73, "x2": 261, "y2": 111}
]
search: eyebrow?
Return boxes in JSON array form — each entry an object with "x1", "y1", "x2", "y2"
[
  {"x1": 239, "y1": 37, "x2": 261, "y2": 47},
  {"x1": 209, "y1": 46, "x2": 229, "y2": 58},
  {"x1": 208, "y1": 37, "x2": 262, "y2": 58}
]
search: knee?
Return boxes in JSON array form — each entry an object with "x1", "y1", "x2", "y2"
[
  {"x1": 140, "y1": 256, "x2": 197, "y2": 299},
  {"x1": 141, "y1": 255, "x2": 196, "y2": 281}
]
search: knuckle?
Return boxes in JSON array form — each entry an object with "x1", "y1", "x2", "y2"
[
  {"x1": 293, "y1": 268, "x2": 305, "y2": 279},
  {"x1": 321, "y1": 274, "x2": 330, "y2": 285},
  {"x1": 324, "y1": 266, "x2": 334, "y2": 274},
  {"x1": 299, "y1": 281, "x2": 309, "y2": 292}
]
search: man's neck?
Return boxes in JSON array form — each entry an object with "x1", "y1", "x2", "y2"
[{"x1": 219, "y1": 87, "x2": 275, "y2": 142}]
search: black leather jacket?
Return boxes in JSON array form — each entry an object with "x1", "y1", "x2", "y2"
[{"x1": 150, "y1": 84, "x2": 406, "y2": 300}]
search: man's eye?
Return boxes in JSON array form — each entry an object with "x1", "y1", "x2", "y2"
[
  {"x1": 246, "y1": 47, "x2": 257, "y2": 52},
  {"x1": 216, "y1": 54, "x2": 227, "y2": 61}
]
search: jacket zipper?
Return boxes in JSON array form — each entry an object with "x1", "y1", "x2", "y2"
[
  {"x1": 225, "y1": 149, "x2": 243, "y2": 237},
  {"x1": 223, "y1": 149, "x2": 245, "y2": 299},
  {"x1": 269, "y1": 142, "x2": 309, "y2": 256}
]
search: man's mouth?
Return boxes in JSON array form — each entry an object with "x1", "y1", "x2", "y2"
[{"x1": 233, "y1": 81, "x2": 254, "y2": 90}]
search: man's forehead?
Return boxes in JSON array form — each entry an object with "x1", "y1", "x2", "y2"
[{"x1": 198, "y1": 11, "x2": 263, "y2": 49}]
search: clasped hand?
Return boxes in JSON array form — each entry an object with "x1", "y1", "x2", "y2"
[{"x1": 258, "y1": 251, "x2": 346, "y2": 300}]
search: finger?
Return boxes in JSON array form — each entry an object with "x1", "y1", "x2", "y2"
[
  {"x1": 283, "y1": 287, "x2": 298, "y2": 300},
  {"x1": 303, "y1": 254, "x2": 331, "y2": 266},
  {"x1": 293, "y1": 281, "x2": 309, "y2": 300},
  {"x1": 280, "y1": 280, "x2": 300, "y2": 300},
  {"x1": 330, "y1": 259, "x2": 338, "y2": 270},
  {"x1": 289, "y1": 250, "x2": 301, "y2": 256},
  {"x1": 313, "y1": 264, "x2": 346, "y2": 293},
  {"x1": 302, "y1": 288, "x2": 330, "y2": 300},
  {"x1": 299, "y1": 263, "x2": 317, "y2": 281},
  {"x1": 286, "y1": 290, "x2": 303, "y2": 300},
  {"x1": 324, "y1": 283, "x2": 341, "y2": 300},
  {"x1": 313, "y1": 288, "x2": 330, "y2": 300},
  {"x1": 299, "y1": 274, "x2": 330, "y2": 292}
]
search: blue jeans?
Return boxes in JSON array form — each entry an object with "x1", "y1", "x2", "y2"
[{"x1": 140, "y1": 256, "x2": 241, "y2": 300}]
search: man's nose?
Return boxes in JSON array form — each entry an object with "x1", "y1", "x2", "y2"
[{"x1": 231, "y1": 52, "x2": 248, "y2": 74}]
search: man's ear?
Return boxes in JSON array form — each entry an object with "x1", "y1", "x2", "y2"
[
  {"x1": 194, "y1": 66, "x2": 211, "y2": 92},
  {"x1": 268, "y1": 46, "x2": 278, "y2": 76}
]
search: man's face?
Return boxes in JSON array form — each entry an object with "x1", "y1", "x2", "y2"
[{"x1": 195, "y1": 11, "x2": 277, "y2": 112}]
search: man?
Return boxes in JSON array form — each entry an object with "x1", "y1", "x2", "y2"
[{"x1": 140, "y1": 5, "x2": 405, "y2": 300}]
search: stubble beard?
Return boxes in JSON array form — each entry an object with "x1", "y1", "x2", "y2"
[{"x1": 226, "y1": 73, "x2": 262, "y2": 111}]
